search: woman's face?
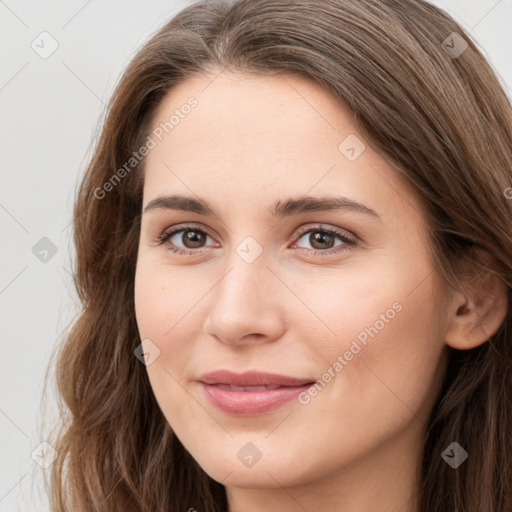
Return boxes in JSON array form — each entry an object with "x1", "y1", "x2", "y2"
[{"x1": 134, "y1": 71, "x2": 450, "y2": 496}]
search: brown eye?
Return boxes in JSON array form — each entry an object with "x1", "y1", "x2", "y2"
[
  {"x1": 179, "y1": 229, "x2": 207, "y2": 249},
  {"x1": 294, "y1": 226, "x2": 356, "y2": 255},
  {"x1": 307, "y1": 231, "x2": 336, "y2": 250},
  {"x1": 157, "y1": 225, "x2": 214, "y2": 254}
]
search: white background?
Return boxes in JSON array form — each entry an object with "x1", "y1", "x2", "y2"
[{"x1": 1, "y1": 1, "x2": 511, "y2": 510}]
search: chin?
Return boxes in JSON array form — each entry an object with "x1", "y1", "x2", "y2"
[{"x1": 191, "y1": 444, "x2": 313, "y2": 489}]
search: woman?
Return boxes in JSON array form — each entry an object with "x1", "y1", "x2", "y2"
[{"x1": 42, "y1": 0, "x2": 512, "y2": 510}]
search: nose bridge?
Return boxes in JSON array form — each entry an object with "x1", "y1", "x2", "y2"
[
  {"x1": 216, "y1": 229, "x2": 270, "y2": 298},
  {"x1": 203, "y1": 238, "x2": 285, "y2": 344},
  {"x1": 213, "y1": 243, "x2": 270, "y2": 316}
]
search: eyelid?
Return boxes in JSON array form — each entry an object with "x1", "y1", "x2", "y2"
[
  {"x1": 292, "y1": 223, "x2": 357, "y2": 245},
  {"x1": 157, "y1": 221, "x2": 215, "y2": 240},
  {"x1": 156, "y1": 223, "x2": 217, "y2": 249}
]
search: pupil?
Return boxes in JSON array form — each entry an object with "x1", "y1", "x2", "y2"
[
  {"x1": 184, "y1": 230, "x2": 203, "y2": 248},
  {"x1": 311, "y1": 232, "x2": 333, "y2": 249}
]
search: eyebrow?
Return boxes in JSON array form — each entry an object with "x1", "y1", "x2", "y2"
[{"x1": 143, "y1": 194, "x2": 381, "y2": 219}]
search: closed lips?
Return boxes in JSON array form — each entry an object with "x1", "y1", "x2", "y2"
[
  {"x1": 197, "y1": 370, "x2": 316, "y2": 388},
  {"x1": 197, "y1": 371, "x2": 317, "y2": 416},
  {"x1": 214, "y1": 384, "x2": 289, "y2": 391}
]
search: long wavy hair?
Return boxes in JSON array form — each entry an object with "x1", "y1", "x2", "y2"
[{"x1": 40, "y1": 0, "x2": 512, "y2": 510}]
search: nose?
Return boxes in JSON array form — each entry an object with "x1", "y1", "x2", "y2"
[{"x1": 202, "y1": 251, "x2": 286, "y2": 347}]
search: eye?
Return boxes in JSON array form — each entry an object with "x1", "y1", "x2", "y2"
[
  {"x1": 155, "y1": 223, "x2": 357, "y2": 257},
  {"x1": 291, "y1": 224, "x2": 357, "y2": 256},
  {"x1": 156, "y1": 223, "x2": 217, "y2": 255}
]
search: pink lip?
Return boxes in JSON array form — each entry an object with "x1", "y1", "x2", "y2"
[{"x1": 197, "y1": 370, "x2": 316, "y2": 416}]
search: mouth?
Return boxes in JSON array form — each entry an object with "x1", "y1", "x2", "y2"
[
  {"x1": 197, "y1": 370, "x2": 316, "y2": 416},
  {"x1": 197, "y1": 369, "x2": 315, "y2": 387},
  {"x1": 213, "y1": 384, "x2": 286, "y2": 391}
]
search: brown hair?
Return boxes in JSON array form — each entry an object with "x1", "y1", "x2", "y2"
[{"x1": 40, "y1": 0, "x2": 512, "y2": 510}]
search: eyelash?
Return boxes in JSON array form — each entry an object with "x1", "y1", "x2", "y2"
[{"x1": 155, "y1": 223, "x2": 357, "y2": 257}]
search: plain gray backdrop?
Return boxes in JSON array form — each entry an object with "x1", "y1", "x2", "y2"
[{"x1": 1, "y1": 1, "x2": 511, "y2": 510}]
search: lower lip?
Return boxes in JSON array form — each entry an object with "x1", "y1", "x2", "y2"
[{"x1": 199, "y1": 382, "x2": 312, "y2": 416}]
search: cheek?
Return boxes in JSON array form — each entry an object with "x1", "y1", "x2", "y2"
[
  {"x1": 134, "y1": 259, "x2": 211, "y2": 416},
  {"x1": 331, "y1": 289, "x2": 445, "y2": 432},
  {"x1": 134, "y1": 258, "x2": 202, "y2": 340},
  {"x1": 358, "y1": 288, "x2": 447, "y2": 411},
  {"x1": 134, "y1": 279, "x2": 200, "y2": 440},
  {"x1": 292, "y1": 261, "x2": 446, "y2": 420},
  {"x1": 274, "y1": 275, "x2": 446, "y2": 478}
]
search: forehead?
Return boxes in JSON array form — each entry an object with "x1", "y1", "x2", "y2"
[
  {"x1": 146, "y1": 70, "x2": 347, "y2": 170},
  {"x1": 143, "y1": 71, "x2": 426, "y2": 229}
]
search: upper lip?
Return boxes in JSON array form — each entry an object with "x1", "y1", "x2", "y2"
[{"x1": 198, "y1": 370, "x2": 315, "y2": 387}]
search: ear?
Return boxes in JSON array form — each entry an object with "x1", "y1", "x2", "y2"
[{"x1": 444, "y1": 248, "x2": 508, "y2": 350}]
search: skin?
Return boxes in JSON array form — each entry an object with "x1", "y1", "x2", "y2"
[{"x1": 133, "y1": 70, "x2": 507, "y2": 512}]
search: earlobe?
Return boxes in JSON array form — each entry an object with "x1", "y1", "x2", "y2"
[{"x1": 444, "y1": 251, "x2": 508, "y2": 351}]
